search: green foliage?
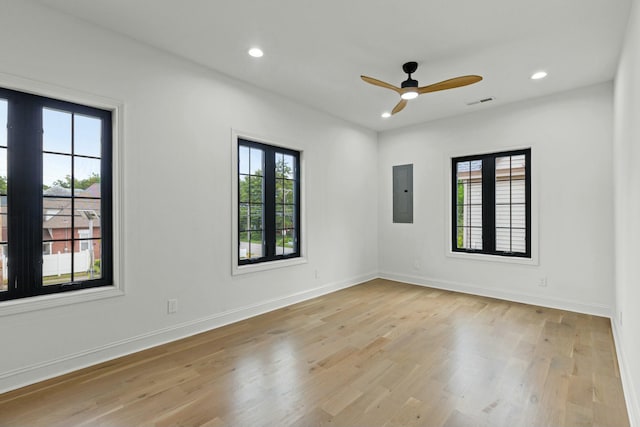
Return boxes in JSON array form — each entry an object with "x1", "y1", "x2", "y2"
[
  {"x1": 239, "y1": 157, "x2": 296, "y2": 235},
  {"x1": 0, "y1": 175, "x2": 6, "y2": 194},
  {"x1": 52, "y1": 173, "x2": 100, "y2": 190}
]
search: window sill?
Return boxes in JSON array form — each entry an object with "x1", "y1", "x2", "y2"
[
  {"x1": 0, "y1": 286, "x2": 124, "y2": 317},
  {"x1": 447, "y1": 250, "x2": 539, "y2": 266},
  {"x1": 232, "y1": 256, "x2": 307, "y2": 276}
]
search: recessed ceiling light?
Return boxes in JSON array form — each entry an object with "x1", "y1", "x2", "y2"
[
  {"x1": 531, "y1": 71, "x2": 548, "y2": 80},
  {"x1": 248, "y1": 47, "x2": 264, "y2": 58},
  {"x1": 381, "y1": 112, "x2": 391, "y2": 118}
]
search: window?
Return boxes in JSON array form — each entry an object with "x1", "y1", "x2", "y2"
[
  {"x1": 0, "y1": 86, "x2": 112, "y2": 301},
  {"x1": 452, "y1": 149, "x2": 531, "y2": 258},
  {"x1": 237, "y1": 139, "x2": 300, "y2": 265}
]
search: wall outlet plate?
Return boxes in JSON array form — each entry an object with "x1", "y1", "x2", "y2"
[{"x1": 167, "y1": 299, "x2": 178, "y2": 314}]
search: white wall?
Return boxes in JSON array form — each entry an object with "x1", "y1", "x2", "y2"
[
  {"x1": 378, "y1": 83, "x2": 614, "y2": 316},
  {"x1": 0, "y1": 0, "x2": 378, "y2": 392},
  {"x1": 614, "y1": 0, "x2": 640, "y2": 423}
]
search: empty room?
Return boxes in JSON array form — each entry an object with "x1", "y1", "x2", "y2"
[{"x1": 1, "y1": 0, "x2": 639, "y2": 426}]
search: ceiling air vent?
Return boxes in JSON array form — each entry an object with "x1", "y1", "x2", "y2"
[{"x1": 466, "y1": 97, "x2": 495, "y2": 106}]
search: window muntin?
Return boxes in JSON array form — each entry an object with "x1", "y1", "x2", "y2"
[
  {"x1": 0, "y1": 87, "x2": 112, "y2": 302},
  {"x1": 452, "y1": 149, "x2": 531, "y2": 258},
  {"x1": 238, "y1": 139, "x2": 300, "y2": 265}
]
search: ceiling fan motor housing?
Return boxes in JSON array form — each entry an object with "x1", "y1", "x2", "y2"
[
  {"x1": 401, "y1": 61, "x2": 419, "y2": 88},
  {"x1": 401, "y1": 78, "x2": 418, "y2": 89}
]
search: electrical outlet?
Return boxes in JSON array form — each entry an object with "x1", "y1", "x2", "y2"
[
  {"x1": 413, "y1": 260, "x2": 421, "y2": 270},
  {"x1": 167, "y1": 299, "x2": 178, "y2": 314},
  {"x1": 538, "y1": 277, "x2": 547, "y2": 287},
  {"x1": 619, "y1": 311, "x2": 623, "y2": 326},
  {"x1": 314, "y1": 269, "x2": 319, "y2": 279}
]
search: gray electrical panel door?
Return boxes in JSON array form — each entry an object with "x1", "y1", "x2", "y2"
[{"x1": 393, "y1": 164, "x2": 413, "y2": 223}]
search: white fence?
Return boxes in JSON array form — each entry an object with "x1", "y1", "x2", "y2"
[
  {"x1": 1, "y1": 251, "x2": 91, "y2": 280},
  {"x1": 43, "y1": 251, "x2": 91, "y2": 277}
]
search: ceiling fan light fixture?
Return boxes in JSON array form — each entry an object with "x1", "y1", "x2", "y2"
[
  {"x1": 401, "y1": 90, "x2": 419, "y2": 100},
  {"x1": 531, "y1": 71, "x2": 547, "y2": 80},
  {"x1": 381, "y1": 112, "x2": 391, "y2": 118},
  {"x1": 248, "y1": 47, "x2": 264, "y2": 58}
]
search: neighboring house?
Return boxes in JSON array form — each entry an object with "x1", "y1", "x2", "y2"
[
  {"x1": 43, "y1": 182, "x2": 102, "y2": 260},
  {"x1": 1, "y1": 183, "x2": 101, "y2": 286}
]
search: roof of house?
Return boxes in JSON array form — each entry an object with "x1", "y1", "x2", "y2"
[{"x1": 43, "y1": 184, "x2": 102, "y2": 230}]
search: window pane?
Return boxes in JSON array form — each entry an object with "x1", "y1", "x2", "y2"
[
  {"x1": 469, "y1": 204, "x2": 482, "y2": 227},
  {"x1": 74, "y1": 238, "x2": 101, "y2": 281},
  {"x1": 250, "y1": 148, "x2": 263, "y2": 175},
  {"x1": 0, "y1": 243, "x2": 7, "y2": 292},
  {"x1": 249, "y1": 231, "x2": 263, "y2": 259},
  {"x1": 250, "y1": 205, "x2": 263, "y2": 231},
  {"x1": 496, "y1": 228, "x2": 511, "y2": 252},
  {"x1": 512, "y1": 229, "x2": 526, "y2": 253},
  {"x1": 276, "y1": 206, "x2": 284, "y2": 230},
  {"x1": 457, "y1": 227, "x2": 483, "y2": 250},
  {"x1": 275, "y1": 153, "x2": 284, "y2": 177},
  {"x1": 43, "y1": 153, "x2": 71, "y2": 191},
  {"x1": 0, "y1": 99, "x2": 7, "y2": 148},
  {"x1": 470, "y1": 228, "x2": 482, "y2": 250},
  {"x1": 511, "y1": 154, "x2": 526, "y2": 169},
  {"x1": 239, "y1": 145, "x2": 249, "y2": 175},
  {"x1": 239, "y1": 175, "x2": 250, "y2": 203},
  {"x1": 495, "y1": 156, "x2": 511, "y2": 172},
  {"x1": 249, "y1": 176, "x2": 263, "y2": 203},
  {"x1": 239, "y1": 231, "x2": 249, "y2": 260},
  {"x1": 282, "y1": 154, "x2": 295, "y2": 179},
  {"x1": 512, "y1": 179, "x2": 525, "y2": 203},
  {"x1": 74, "y1": 157, "x2": 101, "y2": 190},
  {"x1": 43, "y1": 245, "x2": 72, "y2": 286},
  {"x1": 284, "y1": 229, "x2": 295, "y2": 254},
  {"x1": 456, "y1": 206, "x2": 465, "y2": 227},
  {"x1": 512, "y1": 204, "x2": 526, "y2": 228},
  {"x1": 43, "y1": 197, "x2": 73, "y2": 239},
  {"x1": 276, "y1": 229, "x2": 295, "y2": 255},
  {"x1": 469, "y1": 182, "x2": 482, "y2": 205},
  {"x1": 457, "y1": 161, "x2": 470, "y2": 180},
  {"x1": 239, "y1": 203, "x2": 249, "y2": 232},
  {"x1": 74, "y1": 114, "x2": 101, "y2": 157},
  {"x1": 495, "y1": 204, "x2": 511, "y2": 228},
  {"x1": 276, "y1": 178, "x2": 284, "y2": 204},
  {"x1": 74, "y1": 200, "x2": 102, "y2": 239},
  {"x1": 495, "y1": 180, "x2": 510, "y2": 204},
  {"x1": 284, "y1": 205, "x2": 295, "y2": 229},
  {"x1": 43, "y1": 108, "x2": 72, "y2": 154},
  {"x1": 284, "y1": 180, "x2": 295, "y2": 204}
]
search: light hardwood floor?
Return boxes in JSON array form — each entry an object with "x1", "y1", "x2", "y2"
[{"x1": 0, "y1": 279, "x2": 629, "y2": 426}]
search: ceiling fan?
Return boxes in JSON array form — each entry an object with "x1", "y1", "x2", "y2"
[{"x1": 361, "y1": 62, "x2": 483, "y2": 115}]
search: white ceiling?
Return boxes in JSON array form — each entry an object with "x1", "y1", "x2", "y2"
[{"x1": 36, "y1": 0, "x2": 631, "y2": 132}]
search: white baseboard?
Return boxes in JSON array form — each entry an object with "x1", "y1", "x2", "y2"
[
  {"x1": 612, "y1": 320, "x2": 640, "y2": 427},
  {"x1": 378, "y1": 271, "x2": 613, "y2": 318},
  {"x1": 0, "y1": 272, "x2": 377, "y2": 394}
]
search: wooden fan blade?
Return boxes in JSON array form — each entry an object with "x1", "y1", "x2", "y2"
[
  {"x1": 361, "y1": 75, "x2": 402, "y2": 94},
  {"x1": 418, "y1": 75, "x2": 483, "y2": 94},
  {"x1": 391, "y1": 99, "x2": 408, "y2": 115}
]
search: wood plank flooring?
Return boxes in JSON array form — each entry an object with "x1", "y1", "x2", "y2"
[{"x1": 0, "y1": 279, "x2": 629, "y2": 426}]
